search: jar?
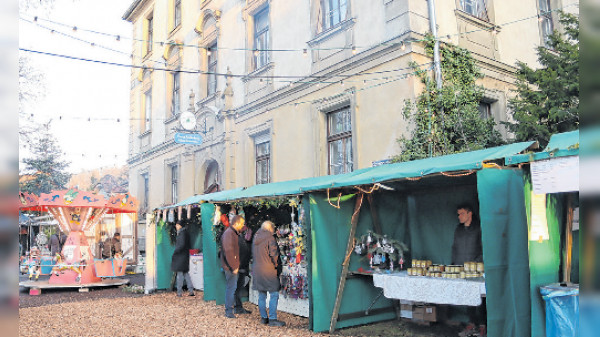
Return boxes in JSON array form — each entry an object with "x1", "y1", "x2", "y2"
[{"x1": 477, "y1": 262, "x2": 485, "y2": 273}]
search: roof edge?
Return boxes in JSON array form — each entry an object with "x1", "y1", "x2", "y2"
[{"x1": 122, "y1": 0, "x2": 146, "y2": 21}]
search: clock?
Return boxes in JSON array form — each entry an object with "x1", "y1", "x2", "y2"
[{"x1": 179, "y1": 111, "x2": 197, "y2": 131}]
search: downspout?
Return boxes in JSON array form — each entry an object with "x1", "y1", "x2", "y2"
[{"x1": 427, "y1": 0, "x2": 443, "y2": 157}]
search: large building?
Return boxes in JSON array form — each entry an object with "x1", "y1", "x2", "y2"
[{"x1": 122, "y1": 0, "x2": 578, "y2": 216}]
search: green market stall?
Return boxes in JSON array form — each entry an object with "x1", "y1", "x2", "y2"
[
  {"x1": 152, "y1": 142, "x2": 539, "y2": 336},
  {"x1": 506, "y1": 130, "x2": 579, "y2": 337}
]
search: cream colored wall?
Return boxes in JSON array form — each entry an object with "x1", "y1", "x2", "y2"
[{"x1": 125, "y1": 0, "x2": 575, "y2": 207}]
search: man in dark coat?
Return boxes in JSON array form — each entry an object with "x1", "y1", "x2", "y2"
[
  {"x1": 452, "y1": 204, "x2": 483, "y2": 265},
  {"x1": 220, "y1": 215, "x2": 245, "y2": 318},
  {"x1": 251, "y1": 221, "x2": 285, "y2": 327},
  {"x1": 452, "y1": 203, "x2": 485, "y2": 336},
  {"x1": 171, "y1": 221, "x2": 194, "y2": 297},
  {"x1": 234, "y1": 225, "x2": 252, "y2": 315}
]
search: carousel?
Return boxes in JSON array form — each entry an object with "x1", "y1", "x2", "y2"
[{"x1": 19, "y1": 189, "x2": 138, "y2": 291}]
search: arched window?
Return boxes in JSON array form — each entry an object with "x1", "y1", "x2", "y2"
[{"x1": 204, "y1": 161, "x2": 219, "y2": 193}]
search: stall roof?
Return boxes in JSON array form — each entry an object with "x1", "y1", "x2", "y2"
[
  {"x1": 505, "y1": 130, "x2": 579, "y2": 165},
  {"x1": 162, "y1": 141, "x2": 534, "y2": 206}
]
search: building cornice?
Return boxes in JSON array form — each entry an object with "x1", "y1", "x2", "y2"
[{"x1": 123, "y1": 0, "x2": 152, "y2": 22}]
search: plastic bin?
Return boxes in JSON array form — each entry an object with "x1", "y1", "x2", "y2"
[{"x1": 540, "y1": 283, "x2": 579, "y2": 337}]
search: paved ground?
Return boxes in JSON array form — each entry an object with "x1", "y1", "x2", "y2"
[{"x1": 19, "y1": 273, "x2": 462, "y2": 336}]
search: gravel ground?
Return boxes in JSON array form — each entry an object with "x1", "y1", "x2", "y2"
[{"x1": 19, "y1": 273, "x2": 462, "y2": 337}]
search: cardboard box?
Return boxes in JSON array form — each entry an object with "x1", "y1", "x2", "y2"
[
  {"x1": 412, "y1": 305, "x2": 437, "y2": 322},
  {"x1": 401, "y1": 304, "x2": 413, "y2": 311},
  {"x1": 400, "y1": 309, "x2": 413, "y2": 319}
]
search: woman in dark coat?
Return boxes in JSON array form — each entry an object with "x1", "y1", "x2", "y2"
[
  {"x1": 171, "y1": 221, "x2": 194, "y2": 297},
  {"x1": 251, "y1": 221, "x2": 285, "y2": 327}
]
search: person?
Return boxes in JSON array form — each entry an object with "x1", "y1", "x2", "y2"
[
  {"x1": 234, "y1": 224, "x2": 253, "y2": 315},
  {"x1": 452, "y1": 204, "x2": 485, "y2": 337},
  {"x1": 59, "y1": 231, "x2": 67, "y2": 250},
  {"x1": 102, "y1": 232, "x2": 123, "y2": 258},
  {"x1": 49, "y1": 232, "x2": 61, "y2": 256},
  {"x1": 171, "y1": 221, "x2": 194, "y2": 297},
  {"x1": 452, "y1": 204, "x2": 482, "y2": 266},
  {"x1": 220, "y1": 215, "x2": 246, "y2": 318},
  {"x1": 252, "y1": 221, "x2": 286, "y2": 327}
]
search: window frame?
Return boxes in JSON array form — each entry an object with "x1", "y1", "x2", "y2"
[
  {"x1": 322, "y1": 0, "x2": 348, "y2": 31},
  {"x1": 459, "y1": 0, "x2": 489, "y2": 21},
  {"x1": 141, "y1": 173, "x2": 149, "y2": 209},
  {"x1": 146, "y1": 14, "x2": 154, "y2": 55},
  {"x1": 170, "y1": 164, "x2": 179, "y2": 204},
  {"x1": 174, "y1": 0, "x2": 182, "y2": 29},
  {"x1": 207, "y1": 42, "x2": 218, "y2": 96},
  {"x1": 143, "y1": 88, "x2": 152, "y2": 132},
  {"x1": 538, "y1": 0, "x2": 554, "y2": 47},
  {"x1": 253, "y1": 7, "x2": 270, "y2": 70},
  {"x1": 255, "y1": 139, "x2": 270, "y2": 185},
  {"x1": 171, "y1": 71, "x2": 181, "y2": 116},
  {"x1": 327, "y1": 107, "x2": 353, "y2": 175}
]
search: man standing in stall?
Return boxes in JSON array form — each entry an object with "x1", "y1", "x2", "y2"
[
  {"x1": 220, "y1": 215, "x2": 246, "y2": 318},
  {"x1": 452, "y1": 203, "x2": 485, "y2": 337}
]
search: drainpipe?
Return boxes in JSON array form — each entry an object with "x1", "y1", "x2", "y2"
[{"x1": 427, "y1": 0, "x2": 443, "y2": 157}]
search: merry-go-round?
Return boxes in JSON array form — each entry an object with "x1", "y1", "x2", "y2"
[{"x1": 19, "y1": 189, "x2": 138, "y2": 292}]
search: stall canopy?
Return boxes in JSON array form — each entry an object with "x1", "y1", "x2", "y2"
[
  {"x1": 506, "y1": 130, "x2": 578, "y2": 165},
  {"x1": 165, "y1": 141, "x2": 535, "y2": 206}
]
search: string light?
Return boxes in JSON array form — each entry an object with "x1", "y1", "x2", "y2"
[
  {"x1": 303, "y1": 49, "x2": 308, "y2": 57},
  {"x1": 72, "y1": 26, "x2": 77, "y2": 32},
  {"x1": 400, "y1": 42, "x2": 406, "y2": 51},
  {"x1": 206, "y1": 48, "x2": 212, "y2": 56},
  {"x1": 351, "y1": 47, "x2": 357, "y2": 55},
  {"x1": 253, "y1": 49, "x2": 259, "y2": 57},
  {"x1": 116, "y1": 35, "x2": 121, "y2": 41}
]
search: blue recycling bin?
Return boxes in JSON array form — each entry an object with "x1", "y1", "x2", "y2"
[{"x1": 540, "y1": 283, "x2": 579, "y2": 337}]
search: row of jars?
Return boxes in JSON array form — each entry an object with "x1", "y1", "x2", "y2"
[
  {"x1": 407, "y1": 267, "x2": 483, "y2": 279},
  {"x1": 411, "y1": 260, "x2": 484, "y2": 273}
]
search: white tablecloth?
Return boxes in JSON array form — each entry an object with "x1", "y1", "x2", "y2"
[
  {"x1": 189, "y1": 255, "x2": 204, "y2": 290},
  {"x1": 373, "y1": 271, "x2": 486, "y2": 306}
]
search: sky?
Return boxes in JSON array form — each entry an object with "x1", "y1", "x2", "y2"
[{"x1": 19, "y1": 0, "x2": 134, "y2": 174}]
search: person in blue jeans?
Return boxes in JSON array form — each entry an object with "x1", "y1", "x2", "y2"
[
  {"x1": 251, "y1": 221, "x2": 285, "y2": 327},
  {"x1": 220, "y1": 215, "x2": 246, "y2": 318}
]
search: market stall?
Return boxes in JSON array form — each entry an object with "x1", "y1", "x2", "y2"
[
  {"x1": 505, "y1": 130, "x2": 579, "y2": 337},
  {"x1": 149, "y1": 141, "x2": 538, "y2": 335}
]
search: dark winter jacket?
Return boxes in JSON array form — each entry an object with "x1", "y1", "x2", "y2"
[
  {"x1": 251, "y1": 228, "x2": 280, "y2": 292},
  {"x1": 451, "y1": 220, "x2": 483, "y2": 265},
  {"x1": 220, "y1": 227, "x2": 240, "y2": 272},
  {"x1": 238, "y1": 229, "x2": 252, "y2": 274},
  {"x1": 171, "y1": 227, "x2": 191, "y2": 272}
]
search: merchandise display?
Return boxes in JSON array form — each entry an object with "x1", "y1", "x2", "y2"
[
  {"x1": 407, "y1": 259, "x2": 485, "y2": 278},
  {"x1": 353, "y1": 231, "x2": 408, "y2": 271},
  {"x1": 276, "y1": 205, "x2": 309, "y2": 299}
]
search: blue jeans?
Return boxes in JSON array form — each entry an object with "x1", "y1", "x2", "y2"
[
  {"x1": 176, "y1": 271, "x2": 193, "y2": 295},
  {"x1": 224, "y1": 269, "x2": 238, "y2": 315},
  {"x1": 258, "y1": 290, "x2": 280, "y2": 320}
]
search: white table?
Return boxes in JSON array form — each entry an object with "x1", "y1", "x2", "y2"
[{"x1": 373, "y1": 271, "x2": 486, "y2": 306}]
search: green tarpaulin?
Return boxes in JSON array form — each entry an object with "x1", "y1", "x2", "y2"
[
  {"x1": 477, "y1": 169, "x2": 531, "y2": 337},
  {"x1": 506, "y1": 130, "x2": 579, "y2": 165}
]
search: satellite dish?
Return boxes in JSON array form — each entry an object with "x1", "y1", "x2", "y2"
[{"x1": 179, "y1": 111, "x2": 197, "y2": 131}]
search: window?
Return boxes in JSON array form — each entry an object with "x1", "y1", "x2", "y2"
[
  {"x1": 144, "y1": 89, "x2": 152, "y2": 132},
  {"x1": 253, "y1": 7, "x2": 270, "y2": 70},
  {"x1": 171, "y1": 72, "x2": 181, "y2": 115},
  {"x1": 174, "y1": 0, "x2": 182, "y2": 29},
  {"x1": 255, "y1": 136, "x2": 270, "y2": 184},
  {"x1": 459, "y1": 0, "x2": 488, "y2": 21},
  {"x1": 141, "y1": 173, "x2": 149, "y2": 209},
  {"x1": 146, "y1": 14, "x2": 153, "y2": 55},
  {"x1": 207, "y1": 42, "x2": 218, "y2": 96},
  {"x1": 327, "y1": 108, "x2": 352, "y2": 175},
  {"x1": 322, "y1": 0, "x2": 347, "y2": 30},
  {"x1": 170, "y1": 164, "x2": 178, "y2": 203},
  {"x1": 478, "y1": 101, "x2": 492, "y2": 119},
  {"x1": 538, "y1": 0, "x2": 553, "y2": 46}
]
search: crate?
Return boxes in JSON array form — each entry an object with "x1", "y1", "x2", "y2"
[{"x1": 413, "y1": 305, "x2": 437, "y2": 322}]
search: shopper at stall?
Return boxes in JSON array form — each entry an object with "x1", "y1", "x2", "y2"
[
  {"x1": 172, "y1": 221, "x2": 194, "y2": 297},
  {"x1": 452, "y1": 204, "x2": 482, "y2": 265},
  {"x1": 452, "y1": 203, "x2": 486, "y2": 337},
  {"x1": 49, "y1": 232, "x2": 61, "y2": 256},
  {"x1": 234, "y1": 224, "x2": 253, "y2": 314},
  {"x1": 221, "y1": 215, "x2": 246, "y2": 318},
  {"x1": 252, "y1": 221, "x2": 286, "y2": 327}
]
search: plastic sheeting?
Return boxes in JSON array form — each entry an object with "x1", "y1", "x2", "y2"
[{"x1": 540, "y1": 284, "x2": 579, "y2": 337}]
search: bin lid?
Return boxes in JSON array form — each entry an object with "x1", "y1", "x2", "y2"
[{"x1": 540, "y1": 283, "x2": 579, "y2": 299}]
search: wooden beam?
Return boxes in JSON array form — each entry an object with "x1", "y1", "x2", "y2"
[
  {"x1": 329, "y1": 193, "x2": 365, "y2": 334},
  {"x1": 367, "y1": 193, "x2": 383, "y2": 235}
]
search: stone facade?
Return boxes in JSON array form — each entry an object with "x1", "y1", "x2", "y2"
[{"x1": 123, "y1": 0, "x2": 579, "y2": 213}]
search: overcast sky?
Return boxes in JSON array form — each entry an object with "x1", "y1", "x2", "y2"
[{"x1": 19, "y1": 0, "x2": 133, "y2": 174}]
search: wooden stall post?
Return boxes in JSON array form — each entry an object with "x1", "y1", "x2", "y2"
[{"x1": 329, "y1": 193, "x2": 364, "y2": 334}]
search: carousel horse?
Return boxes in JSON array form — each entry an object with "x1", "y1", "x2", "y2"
[
  {"x1": 26, "y1": 247, "x2": 41, "y2": 281},
  {"x1": 52, "y1": 253, "x2": 83, "y2": 283}
]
